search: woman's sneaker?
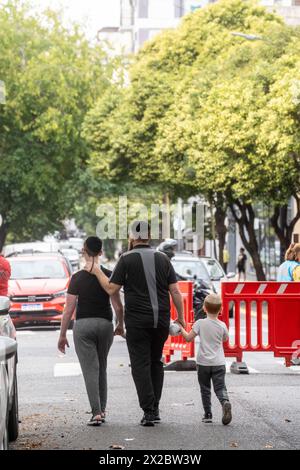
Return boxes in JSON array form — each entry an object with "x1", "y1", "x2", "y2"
[
  {"x1": 202, "y1": 412, "x2": 213, "y2": 423},
  {"x1": 222, "y1": 401, "x2": 232, "y2": 425}
]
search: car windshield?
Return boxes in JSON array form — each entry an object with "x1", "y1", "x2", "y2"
[
  {"x1": 201, "y1": 259, "x2": 225, "y2": 280},
  {"x1": 10, "y1": 259, "x2": 67, "y2": 280},
  {"x1": 171, "y1": 260, "x2": 210, "y2": 281}
]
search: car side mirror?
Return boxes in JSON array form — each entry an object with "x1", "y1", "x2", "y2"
[
  {"x1": 0, "y1": 337, "x2": 17, "y2": 361},
  {"x1": 0, "y1": 296, "x2": 10, "y2": 316}
]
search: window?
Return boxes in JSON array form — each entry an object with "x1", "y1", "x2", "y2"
[{"x1": 138, "y1": 0, "x2": 149, "y2": 18}]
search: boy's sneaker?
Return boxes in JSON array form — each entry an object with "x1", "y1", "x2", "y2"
[
  {"x1": 202, "y1": 412, "x2": 213, "y2": 423},
  {"x1": 222, "y1": 401, "x2": 232, "y2": 426},
  {"x1": 140, "y1": 413, "x2": 155, "y2": 427}
]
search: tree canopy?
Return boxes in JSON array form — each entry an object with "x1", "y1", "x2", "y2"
[
  {"x1": 0, "y1": 0, "x2": 110, "y2": 248},
  {"x1": 84, "y1": 0, "x2": 300, "y2": 278}
]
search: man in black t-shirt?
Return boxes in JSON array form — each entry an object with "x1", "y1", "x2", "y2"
[{"x1": 85, "y1": 221, "x2": 185, "y2": 427}]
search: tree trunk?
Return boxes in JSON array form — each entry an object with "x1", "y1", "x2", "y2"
[
  {"x1": 229, "y1": 201, "x2": 266, "y2": 281},
  {"x1": 0, "y1": 222, "x2": 8, "y2": 253},
  {"x1": 214, "y1": 202, "x2": 227, "y2": 268},
  {"x1": 270, "y1": 196, "x2": 300, "y2": 263}
]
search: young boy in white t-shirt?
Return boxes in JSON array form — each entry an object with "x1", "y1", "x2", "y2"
[{"x1": 180, "y1": 293, "x2": 232, "y2": 425}]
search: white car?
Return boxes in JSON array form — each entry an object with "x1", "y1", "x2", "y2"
[
  {"x1": 171, "y1": 253, "x2": 235, "y2": 294},
  {"x1": 0, "y1": 297, "x2": 18, "y2": 450},
  {"x1": 59, "y1": 248, "x2": 80, "y2": 272}
]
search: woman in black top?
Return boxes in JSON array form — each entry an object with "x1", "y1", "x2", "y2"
[{"x1": 58, "y1": 237, "x2": 124, "y2": 426}]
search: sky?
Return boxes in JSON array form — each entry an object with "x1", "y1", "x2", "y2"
[{"x1": 32, "y1": 0, "x2": 121, "y2": 37}]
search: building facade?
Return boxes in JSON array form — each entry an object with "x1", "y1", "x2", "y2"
[{"x1": 98, "y1": 1, "x2": 300, "y2": 54}]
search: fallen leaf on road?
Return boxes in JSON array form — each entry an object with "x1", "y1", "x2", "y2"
[
  {"x1": 265, "y1": 444, "x2": 274, "y2": 449},
  {"x1": 285, "y1": 419, "x2": 291, "y2": 423},
  {"x1": 109, "y1": 444, "x2": 125, "y2": 450},
  {"x1": 230, "y1": 442, "x2": 239, "y2": 448}
]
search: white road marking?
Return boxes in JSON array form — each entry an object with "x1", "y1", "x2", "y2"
[
  {"x1": 54, "y1": 363, "x2": 82, "y2": 378},
  {"x1": 16, "y1": 331, "x2": 36, "y2": 336},
  {"x1": 276, "y1": 360, "x2": 300, "y2": 372}
]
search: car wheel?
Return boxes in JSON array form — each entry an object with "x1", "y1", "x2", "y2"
[{"x1": 8, "y1": 374, "x2": 19, "y2": 442}]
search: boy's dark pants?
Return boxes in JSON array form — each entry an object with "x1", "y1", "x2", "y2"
[{"x1": 197, "y1": 365, "x2": 229, "y2": 414}]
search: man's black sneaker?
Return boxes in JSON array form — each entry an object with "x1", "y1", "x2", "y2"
[
  {"x1": 153, "y1": 408, "x2": 161, "y2": 423},
  {"x1": 222, "y1": 401, "x2": 232, "y2": 426},
  {"x1": 140, "y1": 413, "x2": 155, "y2": 427},
  {"x1": 202, "y1": 413, "x2": 213, "y2": 423}
]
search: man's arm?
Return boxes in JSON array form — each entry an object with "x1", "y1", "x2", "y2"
[
  {"x1": 111, "y1": 292, "x2": 125, "y2": 336},
  {"x1": 169, "y1": 283, "x2": 186, "y2": 328},
  {"x1": 58, "y1": 294, "x2": 77, "y2": 353},
  {"x1": 85, "y1": 264, "x2": 122, "y2": 296}
]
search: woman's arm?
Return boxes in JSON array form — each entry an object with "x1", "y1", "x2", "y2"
[
  {"x1": 58, "y1": 293, "x2": 77, "y2": 353},
  {"x1": 111, "y1": 292, "x2": 125, "y2": 336}
]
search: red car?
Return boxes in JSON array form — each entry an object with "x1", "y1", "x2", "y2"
[{"x1": 7, "y1": 253, "x2": 73, "y2": 328}]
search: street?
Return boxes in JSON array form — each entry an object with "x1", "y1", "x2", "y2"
[{"x1": 11, "y1": 326, "x2": 300, "y2": 451}]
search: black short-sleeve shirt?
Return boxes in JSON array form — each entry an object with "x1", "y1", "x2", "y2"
[
  {"x1": 67, "y1": 266, "x2": 113, "y2": 321},
  {"x1": 110, "y1": 245, "x2": 177, "y2": 329}
]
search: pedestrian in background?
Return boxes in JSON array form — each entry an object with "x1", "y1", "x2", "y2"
[
  {"x1": 223, "y1": 246, "x2": 230, "y2": 274},
  {"x1": 237, "y1": 247, "x2": 247, "y2": 281},
  {"x1": 180, "y1": 293, "x2": 232, "y2": 426},
  {"x1": 277, "y1": 243, "x2": 300, "y2": 281},
  {"x1": 58, "y1": 237, "x2": 124, "y2": 426},
  {"x1": 87, "y1": 221, "x2": 185, "y2": 427},
  {"x1": 0, "y1": 251, "x2": 11, "y2": 296}
]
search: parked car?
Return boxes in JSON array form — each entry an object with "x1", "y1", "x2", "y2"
[
  {"x1": 171, "y1": 253, "x2": 235, "y2": 294},
  {"x1": 7, "y1": 253, "x2": 72, "y2": 328},
  {"x1": 59, "y1": 248, "x2": 80, "y2": 272},
  {"x1": 3, "y1": 242, "x2": 60, "y2": 258},
  {"x1": 67, "y1": 238, "x2": 84, "y2": 254},
  {"x1": 171, "y1": 253, "x2": 235, "y2": 317},
  {"x1": 0, "y1": 296, "x2": 18, "y2": 450}
]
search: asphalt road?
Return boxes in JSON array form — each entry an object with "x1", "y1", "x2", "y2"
[{"x1": 9, "y1": 324, "x2": 300, "y2": 451}]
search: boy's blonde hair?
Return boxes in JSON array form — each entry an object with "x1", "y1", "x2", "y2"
[{"x1": 204, "y1": 293, "x2": 222, "y2": 315}]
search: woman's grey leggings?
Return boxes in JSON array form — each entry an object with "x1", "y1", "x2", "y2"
[{"x1": 73, "y1": 318, "x2": 114, "y2": 416}]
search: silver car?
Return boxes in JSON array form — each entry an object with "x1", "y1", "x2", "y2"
[
  {"x1": 0, "y1": 297, "x2": 18, "y2": 450},
  {"x1": 171, "y1": 253, "x2": 235, "y2": 293}
]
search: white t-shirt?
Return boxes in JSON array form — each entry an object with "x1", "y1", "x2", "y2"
[{"x1": 193, "y1": 318, "x2": 229, "y2": 366}]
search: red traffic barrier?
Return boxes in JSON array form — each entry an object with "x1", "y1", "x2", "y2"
[
  {"x1": 163, "y1": 281, "x2": 194, "y2": 363},
  {"x1": 220, "y1": 282, "x2": 300, "y2": 367}
]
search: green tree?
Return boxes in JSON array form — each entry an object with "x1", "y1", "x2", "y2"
[{"x1": 0, "y1": 0, "x2": 110, "y2": 249}]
